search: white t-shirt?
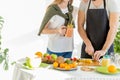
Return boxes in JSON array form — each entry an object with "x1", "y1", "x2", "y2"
[
  {"x1": 79, "y1": 0, "x2": 120, "y2": 18},
  {"x1": 47, "y1": 7, "x2": 75, "y2": 52}
]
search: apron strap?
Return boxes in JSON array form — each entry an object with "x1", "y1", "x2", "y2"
[
  {"x1": 103, "y1": 0, "x2": 106, "y2": 9},
  {"x1": 87, "y1": 0, "x2": 91, "y2": 10}
]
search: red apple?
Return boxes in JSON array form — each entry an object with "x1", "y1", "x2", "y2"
[
  {"x1": 73, "y1": 57, "x2": 77, "y2": 61},
  {"x1": 46, "y1": 55, "x2": 51, "y2": 60}
]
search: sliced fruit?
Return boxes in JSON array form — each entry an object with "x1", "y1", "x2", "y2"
[{"x1": 35, "y1": 51, "x2": 43, "y2": 58}]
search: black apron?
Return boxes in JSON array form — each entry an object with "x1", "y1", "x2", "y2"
[{"x1": 81, "y1": 0, "x2": 114, "y2": 58}]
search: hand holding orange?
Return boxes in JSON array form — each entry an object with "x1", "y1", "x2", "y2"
[{"x1": 65, "y1": 24, "x2": 73, "y2": 37}]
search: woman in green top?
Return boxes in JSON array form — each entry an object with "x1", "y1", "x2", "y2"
[{"x1": 38, "y1": 0, "x2": 78, "y2": 58}]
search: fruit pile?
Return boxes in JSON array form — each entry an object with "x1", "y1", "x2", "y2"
[
  {"x1": 53, "y1": 56, "x2": 77, "y2": 70},
  {"x1": 42, "y1": 53, "x2": 57, "y2": 64}
]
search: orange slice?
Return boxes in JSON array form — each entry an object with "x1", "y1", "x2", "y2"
[{"x1": 35, "y1": 51, "x2": 43, "y2": 58}]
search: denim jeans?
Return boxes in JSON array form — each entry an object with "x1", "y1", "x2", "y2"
[{"x1": 47, "y1": 48, "x2": 72, "y2": 58}]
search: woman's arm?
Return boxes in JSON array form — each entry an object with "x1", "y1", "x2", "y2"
[
  {"x1": 42, "y1": 22, "x2": 67, "y2": 36},
  {"x1": 78, "y1": 10, "x2": 94, "y2": 56},
  {"x1": 94, "y1": 13, "x2": 120, "y2": 60},
  {"x1": 42, "y1": 22, "x2": 59, "y2": 34}
]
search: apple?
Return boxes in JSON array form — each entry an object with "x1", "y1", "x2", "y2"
[
  {"x1": 73, "y1": 57, "x2": 77, "y2": 61},
  {"x1": 51, "y1": 54, "x2": 57, "y2": 60},
  {"x1": 43, "y1": 53, "x2": 49, "y2": 57},
  {"x1": 65, "y1": 59, "x2": 72, "y2": 64},
  {"x1": 46, "y1": 55, "x2": 51, "y2": 60}
]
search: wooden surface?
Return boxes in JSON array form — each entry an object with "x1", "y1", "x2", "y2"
[{"x1": 77, "y1": 60, "x2": 101, "y2": 66}]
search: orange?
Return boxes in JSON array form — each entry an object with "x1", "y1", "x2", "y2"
[
  {"x1": 35, "y1": 52, "x2": 42, "y2": 57},
  {"x1": 53, "y1": 62, "x2": 58, "y2": 68},
  {"x1": 64, "y1": 63, "x2": 68, "y2": 66},
  {"x1": 108, "y1": 65, "x2": 117, "y2": 73},
  {"x1": 35, "y1": 52, "x2": 43, "y2": 58},
  {"x1": 69, "y1": 64, "x2": 74, "y2": 68},
  {"x1": 65, "y1": 65, "x2": 71, "y2": 70},
  {"x1": 72, "y1": 62, "x2": 77, "y2": 68},
  {"x1": 60, "y1": 63, "x2": 65, "y2": 68}
]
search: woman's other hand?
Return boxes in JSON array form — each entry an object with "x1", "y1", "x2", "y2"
[
  {"x1": 83, "y1": 0, "x2": 88, "y2": 3},
  {"x1": 93, "y1": 50, "x2": 106, "y2": 61},
  {"x1": 85, "y1": 45, "x2": 94, "y2": 56},
  {"x1": 58, "y1": 26, "x2": 67, "y2": 36}
]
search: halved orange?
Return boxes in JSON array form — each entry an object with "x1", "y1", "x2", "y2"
[{"x1": 35, "y1": 51, "x2": 43, "y2": 58}]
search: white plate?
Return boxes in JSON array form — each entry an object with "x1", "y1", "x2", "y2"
[{"x1": 53, "y1": 67, "x2": 78, "y2": 71}]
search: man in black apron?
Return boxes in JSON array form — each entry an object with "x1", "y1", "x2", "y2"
[{"x1": 81, "y1": 0, "x2": 114, "y2": 59}]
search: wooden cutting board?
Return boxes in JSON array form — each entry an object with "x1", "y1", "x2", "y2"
[{"x1": 77, "y1": 59, "x2": 101, "y2": 66}]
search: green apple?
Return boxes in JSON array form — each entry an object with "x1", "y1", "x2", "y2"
[
  {"x1": 65, "y1": 59, "x2": 72, "y2": 64},
  {"x1": 43, "y1": 53, "x2": 49, "y2": 57},
  {"x1": 51, "y1": 54, "x2": 57, "y2": 60}
]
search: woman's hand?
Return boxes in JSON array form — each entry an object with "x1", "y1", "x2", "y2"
[
  {"x1": 83, "y1": 0, "x2": 88, "y2": 3},
  {"x1": 85, "y1": 45, "x2": 94, "y2": 56},
  {"x1": 58, "y1": 26, "x2": 67, "y2": 36},
  {"x1": 93, "y1": 50, "x2": 106, "y2": 61}
]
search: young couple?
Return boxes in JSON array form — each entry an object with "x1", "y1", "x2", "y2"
[{"x1": 38, "y1": 0, "x2": 119, "y2": 61}]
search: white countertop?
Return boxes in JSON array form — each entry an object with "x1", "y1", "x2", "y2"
[{"x1": 12, "y1": 58, "x2": 120, "y2": 80}]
